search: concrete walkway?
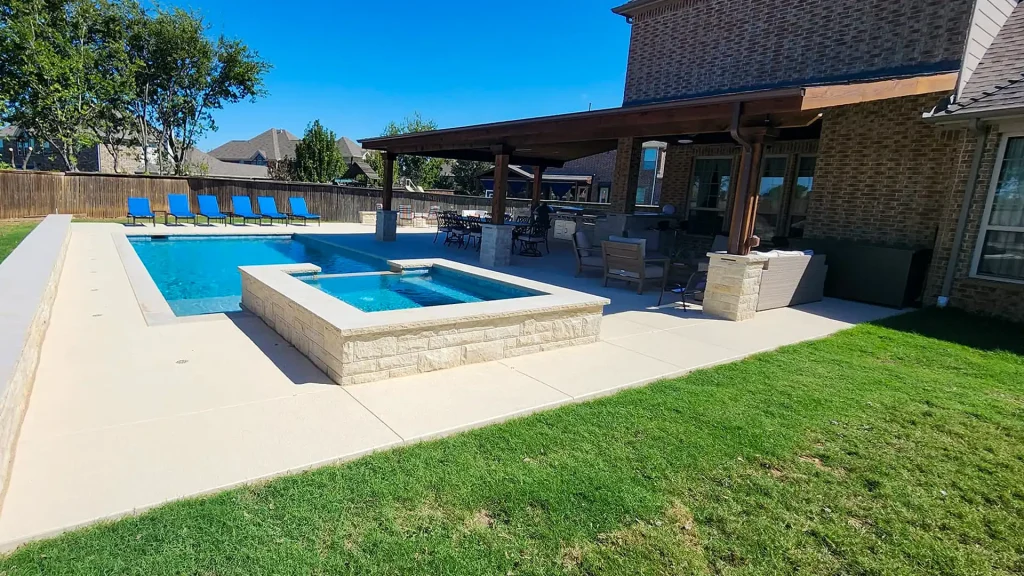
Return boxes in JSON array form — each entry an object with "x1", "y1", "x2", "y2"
[{"x1": 0, "y1": 223, "x2": 899, "y2": 550}]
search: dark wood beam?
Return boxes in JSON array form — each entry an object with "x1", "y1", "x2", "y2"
[
  {"x1": 726, "y1": 140, "x2": 765, "y2": 255},
  {"x1": 492, "y1": 152, "x2": 510, "y2": 225},
  {"x1": 532, "y1": 165, "x2": 544, "y2": 205},
  {"x1": 381, "y1": 152, "x2": 395, "y2": 211}
]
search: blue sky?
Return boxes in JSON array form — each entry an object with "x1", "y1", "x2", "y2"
[{"x1": 182, "y1": 0, "x2": 632, "y2": 150}]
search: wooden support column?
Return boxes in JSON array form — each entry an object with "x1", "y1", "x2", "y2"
[
  {"x1": 532, "y1": 165, "x2": 544, "y2": 205},
  {"x1": 491, "y1": 147, "x2": 512, "y2": 225},
  {"x1": 381, "y1": 152, "x2": 395, "y2": 211},
  {"x1": 727, "y1": 128, "x2": 772, "y2": 255}
]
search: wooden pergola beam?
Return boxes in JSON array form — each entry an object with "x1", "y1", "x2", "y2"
[
  {"x1": 491, "y1": 149, "x2": 511, "y2": 225},
  {"x1": 532, "y1": 166, "x2": 544, "y2": 205},
  {"x1": 381, "y1": 152, "x2": 395, "y2": 211},
  {"x1": 801, "y1": 73, "x2": 957, "y2": 110}
]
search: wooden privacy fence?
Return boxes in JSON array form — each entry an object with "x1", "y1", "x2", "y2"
[{"x1": 0, "y1": 171, "x2": 614, "y2": 221}]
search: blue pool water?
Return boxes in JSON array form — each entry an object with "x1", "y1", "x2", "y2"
[
  {"x1": 130, "y1": 235, "x2": 386, "y2": 316},
  {"x1": 302, "y1": 268, "x2": 539, "y2": 312}
]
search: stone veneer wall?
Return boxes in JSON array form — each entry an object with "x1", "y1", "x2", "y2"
[
  {"x1": 0, "y1": 215, "x2": 72, "y2": 511},
  {"x1": 241, "y1": 271, "x2": 603, "y2": 386}
]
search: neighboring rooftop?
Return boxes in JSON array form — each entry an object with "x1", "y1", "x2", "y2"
[
  {"x1": 336, "y1": 136, "x2": 365, "y2": 160},
  {"x1": 207, "y1": 128, "x2": 300, "y2": 163},
  {"x1": 938, "y1": 1, "x2": 1024, "y2": 118},
  {"x1": 141, "y1": 149, "x2": 269, "y2": 179}
]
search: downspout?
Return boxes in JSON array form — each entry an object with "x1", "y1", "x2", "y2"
[{"x1": 938, "y1": 119, "x2": 987, "y2": 307}]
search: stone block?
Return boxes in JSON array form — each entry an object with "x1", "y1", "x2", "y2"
[
  {"x1": 480, "y1": 224, "x2": 514, "y2": 267},
  {"x1": 463, "y1": 341, "x2": 505, "y2": 363},
  {"x1": 343, "y1": 359, "x2": 379, "y2": 376},
  {"x1": 351, "y1": 337, "x2": 397, "y2": 360},
  {"x1": 418, "y1": 347, "x2": 464, "y2": 372},
  {"x1": 378, "y1": 352, "x2": 420, "y2": 370},
  {"x1": 396, "y1": 336, "x2": 429, "y2": 354}
]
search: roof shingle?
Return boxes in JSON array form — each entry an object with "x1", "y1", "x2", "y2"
[{"x1": 940, "y1": 2, "x2": 1024, "y2": 117}]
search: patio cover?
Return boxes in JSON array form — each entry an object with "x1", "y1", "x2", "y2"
[{"x1": 359, "y1": 74, "x2": 956, "y2": 167}]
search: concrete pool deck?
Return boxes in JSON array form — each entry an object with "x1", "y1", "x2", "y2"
[{"x1": 0, "y1": 222, "x2": 901, "y2": 550}]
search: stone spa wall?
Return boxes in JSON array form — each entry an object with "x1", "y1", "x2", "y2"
[{"x1": 240, "y1": 262, "x2": 607, "y2": 386}]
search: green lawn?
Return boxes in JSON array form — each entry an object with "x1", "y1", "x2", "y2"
[
  {"x1": 1, "y1": 309, "x2": 1022, "y2": 575},
  {"x1": 0, "y1": 221, "x2": 39, "y2": 263}
]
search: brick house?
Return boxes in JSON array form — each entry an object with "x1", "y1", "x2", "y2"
[{"x1": 362, "y1": 0, "x2": 1024, "y2": 322}]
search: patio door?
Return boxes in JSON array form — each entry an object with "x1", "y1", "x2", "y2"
[{"x1": 755, "y1": 157, "x2": 787, "y2": 240}]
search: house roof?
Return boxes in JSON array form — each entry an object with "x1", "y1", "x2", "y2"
[
  {"x1": 207, "y1": 128, "x2": 300, "y2": 162},
  {"x1": 349, "y1": 158, "x2": 378, "y2": 180},
  {"x1": 0, "y1": 125, "x2": 22, "y2": 139},
  {"x1": 933, "y1": 2, "x2": 1024, "y2": 119},
  {"x1": 140, "y1": 149, "x2": 269, "y2": 179},
  {"x1": 611, "y1": 0, "x2": 667, "y2": 17},
  {"x1": 336, "y1": 136, "x2": 365, "y2": 159}
]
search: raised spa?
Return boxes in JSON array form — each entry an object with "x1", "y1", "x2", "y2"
[
  {"x1": 300, "y1": 268, "x2": 540, "y2": 312},
  {"x1": 240, "y1": 260, "x2": 609, "y2": 386}
]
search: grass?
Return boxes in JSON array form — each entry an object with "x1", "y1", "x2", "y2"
[
  {"x1": 0, "y1": 220, "x2": 39, "y2": 263},
  {"x1": 1, "y1": 309, "x2": 1022, "y2": 575}
]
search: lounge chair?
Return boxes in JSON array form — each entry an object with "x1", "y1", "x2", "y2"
[
  {"x1": 197, "y1": 195, "x2": 227, "y2": 226},
  {"x1": 601, "y1": 238, "x2": 669, "y2": 295},
  {"x1": 257, "y1": 196, "x2": 288, "y2": 226},
  {"x1": 398, "y1": 205, "x2": 414, "y2": 226},
  {"x1": 167, "y1": 194, "x2": 197, "y2": 226},
  {"x1": 288, "y1": 197, "x2": 321, "y2": 226},
  {"x1": 572, "y1": 230, "x2": 603, "y2": 276},
  {"x1": 126, "y1": 197, "x2": 155, "y2": 226},
  {"x1": 231, "y1": 196, "x2": 261, "y2": 226}
]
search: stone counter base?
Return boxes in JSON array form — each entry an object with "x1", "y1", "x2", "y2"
[{"x1": 241, "y1": 264, "x2": 606, "y2": 386}]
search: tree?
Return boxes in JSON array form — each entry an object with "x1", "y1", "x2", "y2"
[
  {"x1": 87, "y1": 0, "x2": 144, "y2": 173},
  {"x1": 291, "y1": 120, "x2": 345, "y2": 183},
  {"x1": 368, "y1": 112, "x2": 446, "y2": 189},
  {"x1": 0, "y1": 0, "x2": 135, "y2": 170},
  {"x1": 450, "y1": 159, "x2": 490, "y2": 195},
  {"x1": 138, "y1": 8, "x2": 270, "y2": 175}
]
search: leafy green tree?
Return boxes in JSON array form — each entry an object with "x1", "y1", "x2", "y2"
[
  {"x1": 366, "y1": 112, "x2": 446, "y2": 189},
  {"x1": 450, "y1": 159, "x2": 489, "y2": 195},
  {"x1": 0, "y1": 0, "x2": 134, "y2": 170},
  {"x1": 291, "y1": 120, "x2": 345, "y2": 183},
  {"x1": 137, "y1": 8, "x2": 270, "y2": 175}
]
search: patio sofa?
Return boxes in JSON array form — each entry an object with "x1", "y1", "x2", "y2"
[{"x1": 755, "y1": 252, "x2": 828, "y2": 312}]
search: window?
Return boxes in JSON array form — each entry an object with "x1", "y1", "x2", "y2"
[
  {"x1": 973, "y1": 135, "x2": 1024, "y2": 282},
  {"x1": 755, "y1": 157, "x2": 787, "y2": 239},
  {"x1": 688, "y1": 158, "x2": 733, "y2": 235},
  {"x1": 642, "y1": 147, "x2": 658, "y2": 171},
  {"x1": 788, "y1": 156, "x2": 816, "y2": 237},
  {"x1": 598, "y1": 185, "x2": 610, "y2": 204}
]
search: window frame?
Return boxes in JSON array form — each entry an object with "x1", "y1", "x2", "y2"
[
  {"x1": 688, "y1": 155, "x2": 734, "y2": 213},
  {"x1": 786, "y1": 153, "x2": 817, "y2": 237},
  {"x1": 970, "y1": 132, "x2": 1024, "y2": 285}
]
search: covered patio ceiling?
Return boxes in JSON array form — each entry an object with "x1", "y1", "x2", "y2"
[{"x1": 359, "y1": 73, "x2": 958, "y2": 167}]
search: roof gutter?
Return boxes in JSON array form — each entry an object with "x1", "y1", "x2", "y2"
[{"x1": 938, "y1": 119, "x2": 988, "y2": 307}]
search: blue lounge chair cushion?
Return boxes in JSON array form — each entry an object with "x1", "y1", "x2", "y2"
[
  {"x1": 197, "y1": 195, "x2": 226, "y2": 218},
  {"x1": 232, "y1": 196, "x2": 258, "y2": 218},
  {"x1": 257, "y1": 197, "x2": 286, "y2": 218},
  {"x1": 127, "y1": 197, "x2": 154, "y2": 217},
  {"x1": 168, "y1": 194, "x2": 195, "y2": 217},
  {"x1": 289, "y1": 197, "x2": 320, "y2": 219}
]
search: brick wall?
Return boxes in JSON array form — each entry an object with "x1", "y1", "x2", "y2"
[
  {"x1": 622, "y1": 0, "x2": 972, "y2": 105},
  {"x1": 925, "y1": 125, "x2": 1024, "y2": 322},
  {"x1": 805, "y1": 93, "x2": 967, "y2": 248},
  {"x1": 609, "y1": 138, "x2": 643, "y2": 212}
]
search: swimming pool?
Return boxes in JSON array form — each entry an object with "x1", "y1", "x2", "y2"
[
  {"x1": 130, "y1": 235, "x2": 386, "y2": 316},
  {"x1": 301, "y1": 268, "x2": 539, "y2": 312}
]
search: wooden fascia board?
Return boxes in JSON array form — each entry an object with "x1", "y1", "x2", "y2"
[{"x1": 801, "y1": 73, "x2": 958, "y2": 110}]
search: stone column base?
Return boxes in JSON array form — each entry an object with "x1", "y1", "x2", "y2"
[
  {"x1": 702, "y1": 252, "x2": 769, "y2": 321},
  {"x1": 480, "y1": 224, "x2": 514, "y2": 267},
  {"x1": 359, "y1": 211, "x2": 377, "y2": 226},
  {"x1": 375, "y1": 210, "x2": 397, "y2": 242}
]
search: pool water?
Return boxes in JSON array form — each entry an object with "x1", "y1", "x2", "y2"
[
  {"x1": 130, "y1": 235, "x2": 386, "y2": 316},
  {"x1": 302, "y1": 268, "x2": 539, "y2": 312}
]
